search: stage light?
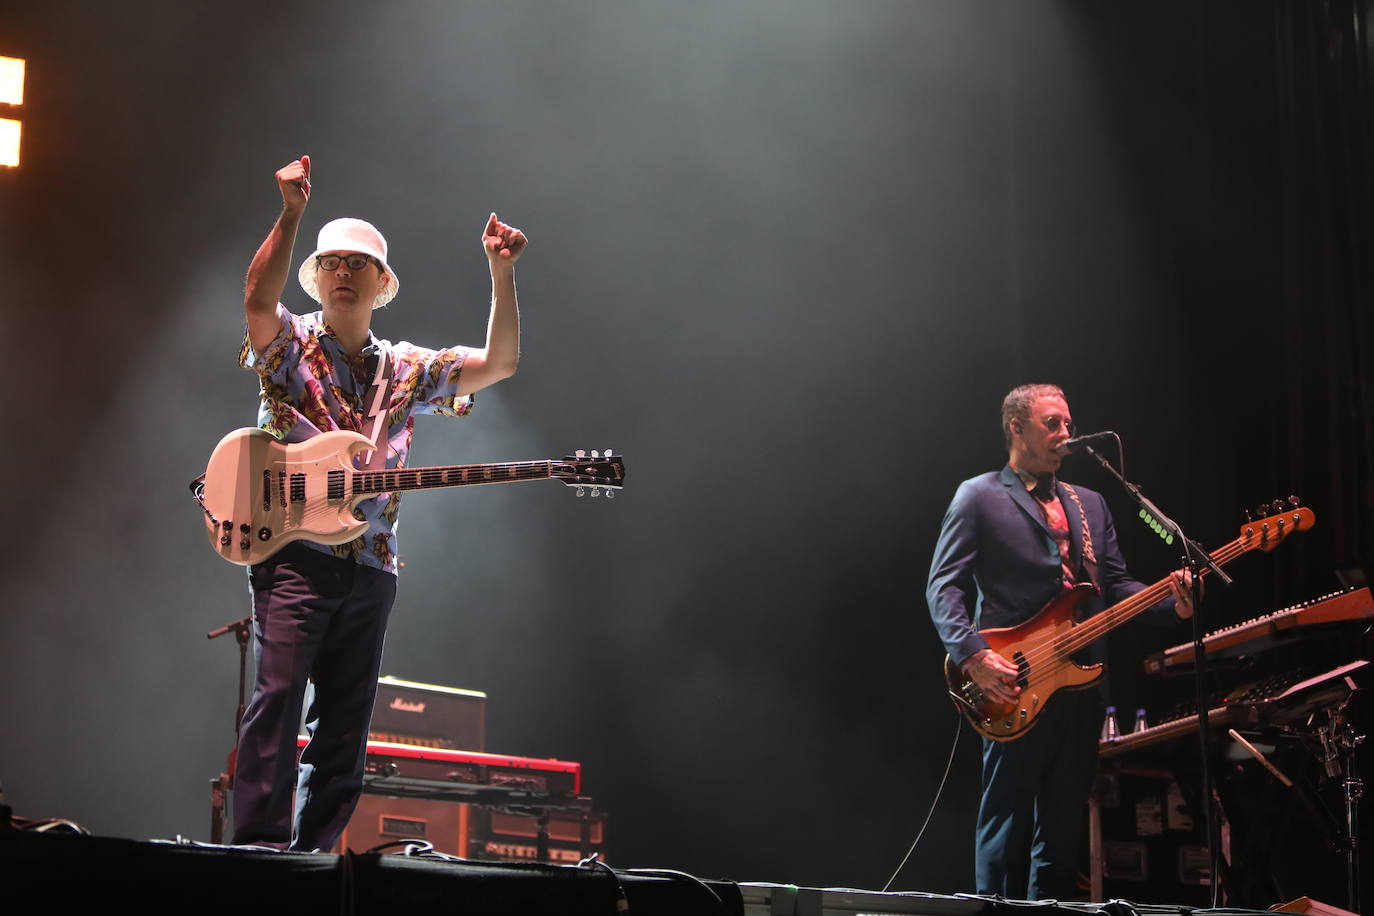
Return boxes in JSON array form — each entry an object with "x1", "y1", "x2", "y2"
[
  {"x1": 0, "y1": 118, "x2": 19, "y2": 168},
  {"x1": 0, "y1": 56, "x2": 21, "y2": 167},
  {"x1": 0, "y1": 56, "x2": 23, "y2": 105}
]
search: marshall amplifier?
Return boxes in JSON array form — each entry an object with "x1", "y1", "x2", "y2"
[{"x1": 369, "y1": 676, "x2": 486, "y2": 750}]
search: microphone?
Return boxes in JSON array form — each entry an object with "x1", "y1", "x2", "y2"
[{"x1": 1054, "y1": 431, "x2": 1116, "y2": 456}]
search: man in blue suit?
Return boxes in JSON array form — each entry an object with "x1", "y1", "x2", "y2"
[{"x1": 926, "y1": 383, "x2": 1193, "y2": 900}]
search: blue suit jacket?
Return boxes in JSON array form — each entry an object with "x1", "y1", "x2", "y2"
[{"x1": 926, "y1": 465, "x2": 1172, "y2": 668}]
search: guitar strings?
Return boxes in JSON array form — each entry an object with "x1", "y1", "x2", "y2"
[
  {"x1": 1005, "y1": 540, "x2": 1235, "y2": 677},
  {"x1": 980, "y1": 526, "x2": 1277, "y2": 701},
  {"x1": 350, "y1": 457, "x2": 620, "y2": 495},
  {"x1": 353, "y1": 460, "x2": 555, "y2": 494}
]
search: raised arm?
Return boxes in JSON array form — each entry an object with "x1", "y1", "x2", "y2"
[
  {"x1": 456, "y1": 212, "x2": 528, "y2": 395},
  {"x1": 244, "y1": 156, "x2": 311, "y2": 354}
]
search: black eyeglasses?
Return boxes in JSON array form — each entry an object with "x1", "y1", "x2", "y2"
[
  {"x1": 1040, "y1": 415, "x2": 1076, "y2": 437},
  {"x1": 316, "y1": 253, "x2": 379, "y2": 272}
]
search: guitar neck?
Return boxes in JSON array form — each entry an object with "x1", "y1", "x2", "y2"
[
  {"x1": 352, "y1": 461, "x2": 553, "y2": 496},
  {"x1": 1058, "y1": 534, "x2": 1246, "y2": 656}
]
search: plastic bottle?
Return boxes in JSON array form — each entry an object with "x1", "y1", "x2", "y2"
[{"x1": 1100, "y1": 705, "x2": 1121, "y2": 741}]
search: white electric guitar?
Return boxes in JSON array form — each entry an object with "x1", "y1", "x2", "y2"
[{"x1": 192, "y1": 427, "x2": 626, "y2": 565}]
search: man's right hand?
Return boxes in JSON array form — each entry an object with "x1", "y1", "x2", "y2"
[
  {"x1": 961, "y1": 648, "x2": 1022, "y2": 705},
  {"x1": 276, "y1": 155, "x2": 311, "y2": 213}
]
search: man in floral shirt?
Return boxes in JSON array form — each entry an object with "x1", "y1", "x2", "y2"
[{"x1": 231, "y1": 155, "x2": 527, "y2": 851}]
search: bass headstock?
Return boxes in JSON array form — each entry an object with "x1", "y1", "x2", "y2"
[
  {"x1": 553, "y1": 449, "x2": 626, "y2": 498},
  {"x1": 1238, "y1": 496, "x2": 1314, "y2": 552}
]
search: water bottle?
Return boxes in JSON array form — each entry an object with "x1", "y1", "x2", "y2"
[
  {"x1": 1133, "y1": 708, "x2": 1148, "y2": 733},
  {"x1": 1100, "y1": 705, "x2": 1121, "y2": 741}
]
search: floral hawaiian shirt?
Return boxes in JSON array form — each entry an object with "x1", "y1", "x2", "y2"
[{"x1": 239, "y1": 307, "x2": 474, "y2": 575}]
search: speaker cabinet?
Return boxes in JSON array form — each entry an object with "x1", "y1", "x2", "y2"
[
  {"x1": 338, "y1": 794, "x2": 470, "y2": 855},
  {"x1": 467, "y1": 807, "x2": 606, "y2": 865}
]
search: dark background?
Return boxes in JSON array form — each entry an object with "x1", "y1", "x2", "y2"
[{"x1": 1, "y1": 0, "x2": 1370, "y2": 904}]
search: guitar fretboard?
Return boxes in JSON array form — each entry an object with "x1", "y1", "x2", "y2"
[{"x1": 349, "y1": 461, "x2": 554, "y2": 496}]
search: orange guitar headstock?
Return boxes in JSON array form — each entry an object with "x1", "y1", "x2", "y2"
[{"x1": 1238, "y1": 497, "x2": 1314, "y2": 552}]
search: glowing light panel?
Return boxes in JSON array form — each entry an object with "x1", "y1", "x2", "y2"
[
  {"x1": 0, "y1": 118, "x2": 19, "y2": 167},
  {"x1": 0, "y1": 57, "x2": 23, "y2": 106}
]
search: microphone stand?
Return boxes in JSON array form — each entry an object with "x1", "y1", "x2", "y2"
[
  {"x1": 207, "y1": 615, "x2": 252, "y2": 843},
  {"x1": 1079, "y1": 442, "x2": 1231, "y2": 906}
]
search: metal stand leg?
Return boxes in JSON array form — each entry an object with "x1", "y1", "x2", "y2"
[
  {"x1": 1089, "y1": 776, "x2": 1104, "y2": 901},
  {"x1": 1313, "y1": 693, "x2": 1364, "y2": 914},
  {"x1": 535, "y1": 811, "x2": 551, "y2": 864},
  {"x1": 1341, "y1": 767, "x2": 1362, "y2": 913},
  {"x1": 210, "y1": 772, "x2": 229, "y2": 844}
]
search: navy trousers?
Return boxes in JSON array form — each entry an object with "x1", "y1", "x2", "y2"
[
  {"x1": 975, "y1": 688, "x2": 1101, "y2": 900},
  {"x1": 231, "y1": 543, "x2": 397, "y2": 852}
]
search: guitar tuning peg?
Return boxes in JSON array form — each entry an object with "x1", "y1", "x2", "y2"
[
  {"x1": 1256, "y1": 504, "x2": 1269, "y2": 520},
  {"x1": 575, "y1": 487, "x2": 586, "y2": 498},
  {"x1": 590, "y1": 486, "x2": 600, "y2": 498},
  {"x1": 604, "y1": 488, "x2": 615, "y2": 499},
  {"x1": 1287, "y1": 495, "x2": 1302, "y2": 508},
  {"x1": 604, "y1": 448, "x2": 613, "y2": 457},
  {"x1": 591, "y1": 450, "x2": 600, "y2": 458},
  {"x1": 575, "y1": 449, "x2": 586, "y2": 459},
  {"x1": 1271, "y1": 498, "x2": 1284, "y2": 513},
  {"x1": 1244, "y1": 508, "x2": 1253, "y2": 523}
]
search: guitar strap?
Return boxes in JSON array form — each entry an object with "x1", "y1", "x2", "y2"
[
  {"x1": 1060, "y1": 482, "x2": 1100, "y2": 590},
  {"x1": 358, "y1": 343, "x2": 394, "y2": 472}
]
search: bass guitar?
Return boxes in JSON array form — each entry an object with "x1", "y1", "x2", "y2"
[
  {"x1": 944, "y1": 502, "x2": 1314, "y2": 741},
  {"x1": 192, "y1": 427, "x2": 625, "y2": 565}
]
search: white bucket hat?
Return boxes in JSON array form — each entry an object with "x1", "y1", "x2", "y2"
[{"x1": 297, "y1": 217, "x2": 399, "y2": 309}]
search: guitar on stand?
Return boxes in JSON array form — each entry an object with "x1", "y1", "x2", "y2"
[
  {"x1": 944, "y1": 503, "x2": 1315, "y2": 741},
  {"x1": 190, "y1": 427, "x2": 626, "y2": 566}
]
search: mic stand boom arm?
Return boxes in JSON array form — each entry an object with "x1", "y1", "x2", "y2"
[{"x1": 1081, "y1": 444, "x2": 1232, "y2": 588}]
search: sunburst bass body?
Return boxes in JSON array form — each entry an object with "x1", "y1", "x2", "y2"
[{"x1": 944, "y1": 584, "x2": 1103, "y2": 741}]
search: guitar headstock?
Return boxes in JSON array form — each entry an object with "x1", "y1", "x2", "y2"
[
  {"x1": 1238, "y1": 496, "x2": 1314, "y2": 552},
  {"x1": 553, "y1": 449, "x2": 626, "y2": 498}
]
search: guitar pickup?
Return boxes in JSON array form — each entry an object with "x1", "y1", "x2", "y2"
[{"x1": 1012, "y1": 650, "x2": 1030, "y2": 689}]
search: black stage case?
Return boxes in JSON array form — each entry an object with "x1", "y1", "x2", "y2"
[
  {"x1": 1, "y1": 828, "x2": 1298, "y2": 916},
  {"x1": 1, "y1": 829, "x2": 732, "y2": 915}
]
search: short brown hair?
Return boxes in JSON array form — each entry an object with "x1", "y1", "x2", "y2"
[{"x1": 1001, "y1": 384, "x2": 1065, "y2": 450}]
